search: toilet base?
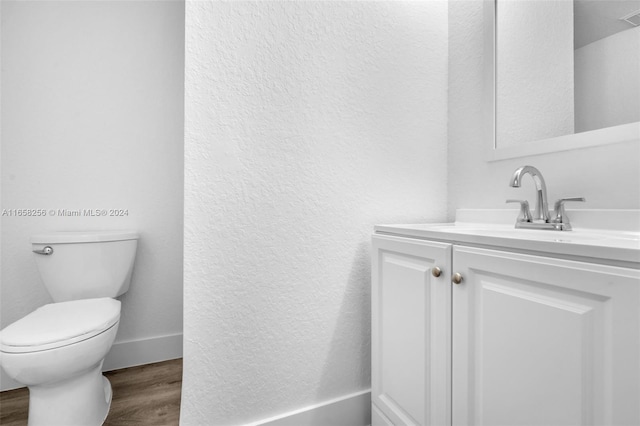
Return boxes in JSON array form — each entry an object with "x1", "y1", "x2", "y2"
[{"x1": 27, "y1": 363, "x2": 112, "y2": 426}]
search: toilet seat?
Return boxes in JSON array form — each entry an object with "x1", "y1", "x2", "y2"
[{"x1": 0, "y1": 298, "x2": 120, "y2": 354}]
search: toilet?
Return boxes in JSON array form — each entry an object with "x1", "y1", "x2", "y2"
[{"x1": 0, "y1": 230, "x2": 139, "y2": 426}]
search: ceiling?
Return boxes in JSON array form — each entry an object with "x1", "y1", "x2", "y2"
[{"x1": 574, "y1": 0, "x2": 640, "y2": 49}]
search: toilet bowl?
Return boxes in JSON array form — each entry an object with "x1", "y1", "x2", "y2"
[
  {"x1": 0, "y1": 298, "x2": 121, "y2": 426},
  {"x1": 0, "y1": 230, "x2": 138, "y2": 426}
]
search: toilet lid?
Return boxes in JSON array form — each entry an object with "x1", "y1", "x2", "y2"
[{"x1": 0, "y1": 298, "x2": 121, "y2": 353}]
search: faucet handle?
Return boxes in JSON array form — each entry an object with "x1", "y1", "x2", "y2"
[
  {"x1": 506, "y1": 199, "x2": 533, "y2": 223},
  {"x1": 552, "y1": 197, "x2": 585, "y2": 227}
]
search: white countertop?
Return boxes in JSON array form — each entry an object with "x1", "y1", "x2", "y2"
[{"x1": 374, "y1": 210, "x2": 640, "y2": 265}]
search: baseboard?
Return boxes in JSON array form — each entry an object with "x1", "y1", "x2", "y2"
[
  {"x1": 102, "y1": 333, "x2": 183, "y2": 372},
  {"x1": 251, "y1": 389, "x2": 371, "y2": 426},
  {"x1": 0, "y1": 333, "x2": 183, "y2": 392},
  {"x1": 371, "y1": 403, "x2": 393, "y2": 426}
]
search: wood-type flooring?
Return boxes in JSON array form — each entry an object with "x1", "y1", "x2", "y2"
[{"x1": 0, "y1": 358, "x2": 182, "y2": 426}]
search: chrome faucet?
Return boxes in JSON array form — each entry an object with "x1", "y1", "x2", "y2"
[
  {"x1": 509, "y1": 165, "x2": 550, "y2": 222},
  {"x1": 507, "y1": 165, "x2": 585, "y2": 231}
]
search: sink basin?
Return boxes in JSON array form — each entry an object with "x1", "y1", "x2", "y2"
[
  {"x1": 392, "y1": 222, "x2": 638, "y2": 242},
  {"x1": 441, "y1": 225, "x2": 628, "y2": 242},
  {"x1": 374, "y1": 221, "x2": 640, "y2": 263}
]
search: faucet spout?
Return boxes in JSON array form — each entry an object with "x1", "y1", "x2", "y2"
[{"x1": 509, "y1": 165, "x2": 550, "y2": 222}]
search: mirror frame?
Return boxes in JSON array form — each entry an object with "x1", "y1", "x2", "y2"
[{"x1": 484, "y1": 0, "x2": 640, "y2": 162}]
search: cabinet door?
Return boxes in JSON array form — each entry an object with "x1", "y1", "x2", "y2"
[
  {"x1": 372, "y1": 234, "x2": 452, "y2": 426},
  {"x1": 452, "y1": 246, "x2": 640, "y2": 426}
]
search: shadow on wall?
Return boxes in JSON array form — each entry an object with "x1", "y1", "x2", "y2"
[{"x1": 314, "y1": 241, "x2": 372, "y2": 425}]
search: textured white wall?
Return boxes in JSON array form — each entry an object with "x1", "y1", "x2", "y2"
[
  {"x1": 1, "y1": 0, "x2": 184, "y2": 352},
  {"x1": 496, "y1": 0, "x2": 574, "y2": 147},
  {"x1": 575, "y1": 27, "x2": 640, "y2": 133},
  {"x1": 182, "y1": 1, "x2": 448, "y2": 424},
  {"x1": 448, "y1": 0, "x2": 640, "y2": 218}
]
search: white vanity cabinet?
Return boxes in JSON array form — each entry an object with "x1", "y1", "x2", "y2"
[
  {"x1": 372, "y1": 232, "x2": 640, "y2": 426},
  {"x1": 371, "y1": 235, "x2": 452, "y2": 426}
]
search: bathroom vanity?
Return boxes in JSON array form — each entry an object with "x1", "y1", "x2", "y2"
[{"x1": 371, "y1": 211, "x2": 640, "y2": 426}]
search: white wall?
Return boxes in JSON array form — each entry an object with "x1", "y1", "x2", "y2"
[
  {"x1": 0, "y1": 0, "x2": 185, "y2": 387},
  {"x1": 575, "y1": 27, "x2": 640, "y2": 133},
  {"x1": 448, "y1": 0, "x2": 640, "y2": 218},
  {"x1": 496, "y1": 0, "x2": 574, "y2": 147},
  {"x1": 182, "y1": 1, "x2": 448, "y2": 424}
]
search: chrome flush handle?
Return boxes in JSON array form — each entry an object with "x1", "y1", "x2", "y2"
[{"x1": 33, "y1": 246, "x2": 54, "y2": 255}]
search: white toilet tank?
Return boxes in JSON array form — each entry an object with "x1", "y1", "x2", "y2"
[{"x1": 30, "y1": 231, "x2": 139, "y2": 302}]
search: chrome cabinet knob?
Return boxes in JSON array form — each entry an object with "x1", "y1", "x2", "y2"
[
  {"x1": 432, "y1": 267, "x2": 442, "y2": 278},
  {"x1": 452, "y1": 272, "x2": 463, "y2": 284}
]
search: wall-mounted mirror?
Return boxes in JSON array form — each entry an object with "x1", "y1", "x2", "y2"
[{"x1": 486, "y1": 0, "x2": 640, "y2": 160}]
